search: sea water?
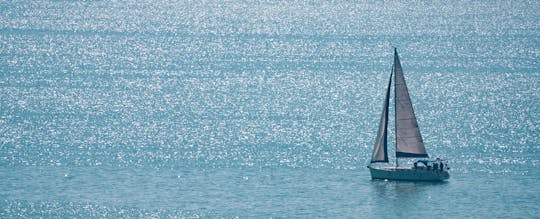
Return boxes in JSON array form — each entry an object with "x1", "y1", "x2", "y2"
[{"x1": 1, "y1": 0, "x2": 539, "y2": 217}]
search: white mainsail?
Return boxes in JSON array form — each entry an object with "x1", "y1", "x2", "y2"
[{"x1": 393, "y1": 49, "x2": 428, "y2": 158}]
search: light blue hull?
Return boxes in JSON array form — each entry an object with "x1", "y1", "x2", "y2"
[{"x1": 368, "y1": 166, "x2": 450, "y2": 181}]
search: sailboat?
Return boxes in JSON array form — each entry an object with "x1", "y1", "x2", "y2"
[{"x1": 367, "y1": 48, "x2": 450, "y2": 181}]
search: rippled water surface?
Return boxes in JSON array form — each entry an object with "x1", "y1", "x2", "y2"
[{"x1": 1, "y1": 0, "x2": 539, "y2": 217}]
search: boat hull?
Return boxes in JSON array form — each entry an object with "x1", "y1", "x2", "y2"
[{"x1": 368, "y1": 166, "x2": 449, "y2": 181}]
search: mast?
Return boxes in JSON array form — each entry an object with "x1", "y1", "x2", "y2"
[{"x1": 394, "y1": 48, "x2": 398, "y2": 167}]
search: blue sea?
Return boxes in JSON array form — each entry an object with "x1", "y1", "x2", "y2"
[{"x1": 1, "y1": 0, "x2": 539, "y2": 218}]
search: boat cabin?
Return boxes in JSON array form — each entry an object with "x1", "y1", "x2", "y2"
[{"x1": 413, "y1": 159, "x2": 449, "y2": 171}]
